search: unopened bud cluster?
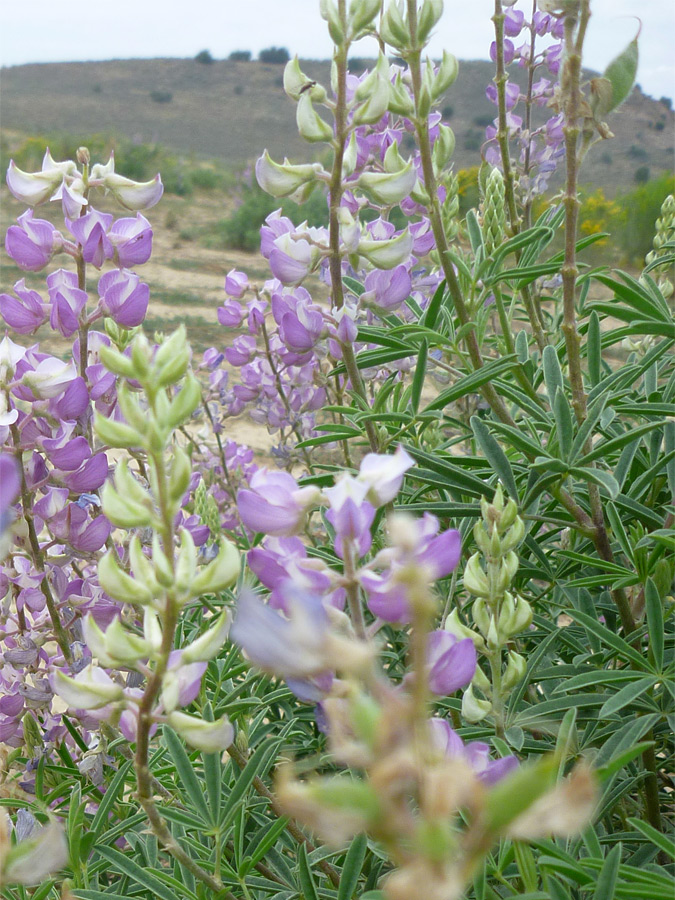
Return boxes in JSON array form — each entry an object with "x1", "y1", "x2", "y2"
[
  {"x1": 644, "y1": 193, "x2": 674, "y2": 299},
  {"x1": 481, "y1": 167, "x2": 506, "y2": 256}
]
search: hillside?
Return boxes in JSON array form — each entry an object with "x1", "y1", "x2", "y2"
[{"x1": 1, "y1": 57, "x2": 673, "y2": 192}]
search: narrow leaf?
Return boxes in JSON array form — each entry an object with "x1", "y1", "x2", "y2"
[
  {"x1": 163, "y1": 727, "x2": 211, "y2": 823},
  {"x1": 338, "y1": 832, "x2": 368, "y2": 900},
  {"x1": 470, "y1": 416, "x2": 519, "y2": 501},
  {"x1": 644, "y1": 577, "x2": 664, "y2": 671},
  {"x1": 542, "y1": 345, "x2": 564, "y2": 404},
  {"x1": 598, "y1": 676, "x2": 657, "y2": 718},
  {"x1": 592, "y1": 843, "x2": 622, "y2": 900}
]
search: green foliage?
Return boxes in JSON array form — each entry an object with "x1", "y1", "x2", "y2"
[
  {"x1": 259, "y1": 46, "x2": 290, "y2": 64},
  {"x1": 207, "y1": 178, "x2": 329, "y2": 251},
  {"x1": 194, "y1": 49, "x2": 214, "y2": 64},
  {"x1": 615, "y1": 172, "x2": 675, "y2": 261},
  {"x1": 228, "y1": 50, "x2": 251, "y2": 62}
]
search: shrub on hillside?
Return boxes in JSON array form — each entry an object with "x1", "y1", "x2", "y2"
[
  {"x1": 229, "y1": 50, "x2": 251, "y2": 61},
  {"x1": 259, "y1": 46, "x2": 290, "y2": 64},
  {"x1": 195, "y1": 49, "x2": 214, "y2": 64}
]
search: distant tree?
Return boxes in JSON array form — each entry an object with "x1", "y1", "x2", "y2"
[
  {"x1": 195, "y1": 49, "x2": 214, "y2": 64},
  {"x1": 259, "y1": 47, "x2": 290, "y2": 64},
  {"x1": 659, "y1": 96, "x2": 672, "y2": 110},
  {"x1": 229, "y1": 50, "x2": 251, "y2": 62},
  {"x1": 634, "y1": 166, "x2": 650, "y2": 184},
  {"x1": 150, "y1": 90, "x2": 173, "y2": 104}
]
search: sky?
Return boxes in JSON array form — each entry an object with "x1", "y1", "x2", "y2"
[{"x1": 1, "y1": 0, "x2": 673, "y2": 100}]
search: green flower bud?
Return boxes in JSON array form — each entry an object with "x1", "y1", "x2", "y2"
[
  {"x1": 52, "y1": 665, "x2": 124, "y2": 710},
  {"x1": 349, "y1": 0, "x2": 381, "y2": 36},
  {"x1": 342, "y1": 132, "x2": 359, "y2": 177},
  {"x1": 502, "y1": 650, "x2": 527, "y2": 692},
  {"x1": 99, "y1": 343, "x2": 136, "y2": 379},
  {"x1": 129, "y1": 535, "x2": 161, "y2": 598},
  {"x1": 501, "y1": 515, "x2": 525, "y2": 553},
  {"x1": 462, "y1": 684, "x2": 492, "y2": 723},
  {"x1": 168, "y1": 711, "x2": 234, "y2": 753},
  {"x1": 2, "y1": 820, "x2": 69, "y2": 887},
  {"x1": 297, "y1": 93, "x2": 334, "y2": 143},
  {"x1": 116, "y1": 383, "x2": 149, "y2": 435},
  {"x1": 473, "y1": 520, "x2": 491, "y2": 555},
  {"x1": 99, "y1": 550, "x2": 154, "y2": 606},
  {"x1": 283, "y1": 57, "x2": 326, "y2": 102},
  {"x1": 155, "y1": 329, "x2": 191, "y2": 388},
  {"x1": 433, "y1": 50, "x2": 459, "y2": 98},
  {"x1": 168, "y1": 447, "x2": 192, "y2": 504},
  {"x1": 417, "y1": 0, "x2": 443, "y2": 43},
  {"x1": 350, "y1": 690, "x2": 382, "y2": 750},
  {"x1": 320, "y1": 0, "x2": 346, "y2": 44},
  {"x1": 130, "y1": 333, "x2": 152, "y2": 380},
  {"x1": 509, "y1": 595, "x2": 533, "y2": 635},
  {"x1": 497, "y1": 591, "x2": 516, "y2": 641},
  {"x1": 175, "y1": 529, "x2": 197, "y2": 597},
  {"x1": 483, "y1": 167, "x2": 506, "y2": 257},
  {"x1": 256, "y1": 150, "x2": 323, "y2": 198},
  {"x1": 103, "y1": 616, "x2": 149, "y2": 666},
  {"x1": 357, "y1": 159, "x2": 417, "y2": 205},
  {"x1": 94, "y1": 413, "x2": 142, "y2": 450},
  {"x1": 191, "y1": 537, "x2": 241, "y2": 596},
  {"x1": 143, "y1": 608, "x2": 163, "y2": 654},
  {"x1": 472, "y1": 664, "x2": 492, "y2": 694},
  {"x1": 353, "y1": 58, "x2": 391, "y2": 125},
  {"x1": 152, "y1": 534, "x2": 175, "y2": 588},
  {"x1": 182, "y1": 608, "x2": 232, "y2": 663},
  {"x1": 358, "y1": 227, "x2": 413, "y2": 268},
  {"x1": 432, "y1": 124, "x2": 455, "y2": 173},
  {"x1": 499, "y1": 497, "x2": 519, "y2": 533},
  {"x1": 388, "y1": 70, "x2": 415, "y2": 116},
  {"x1": 464, "y1": 552, "x2": 490, "y2": 597},
  {"x1": 380, "y1": 1, "x2": 409, "y2": 50},
  {"x1": 165, "y1": 372, "x2": 201, "y2": 429},
  {"x1": 472, "y1": 598, "x2": 491, "y2": 637},
  {"x1": 444, "y1": 608, "x2": 486, "y2": 651}
]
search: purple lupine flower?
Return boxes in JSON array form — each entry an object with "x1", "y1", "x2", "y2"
[
  {"x1": 47, "y1": 269, "x2": 87, "y2": 337},
  {"x1": 5, "y1": 210, "x2": 61, "y2": 271},
  {"x1": 275, "y1": 293, "x2": 325, "y2": 352},
  {"x1": 323, "y1": 476, "x2": 375, "y2": 559},
  {"x1": 491, "y1": 38, "x2": 515, "y2": 65},
  {"x1": 218, "y1": 299, "x2": 245, "y2": 327},
  {"x1": 358, "y1": 446, "x2": 415, "y2": 506},
  {"x1": 246, "y1": 297, "x2": 268, "y2": 334},
  {"x1": 429, "y1": 718, "x2": 519, "y2": 785},
  {"x1": 504, "y1": 8, "x2": 525, "y2": 36},
  {"x1": 67, "y1": 208, "x2": 114, "y2": 267},
  {"x1": 486, "y1": 81, "x2": 520, "y2": 110},
  {"x1": 109, "y1": 214, "x2": 153, "y2": 267},
  {"x1": 46, "y1": 436, "x2": 91, "y2": 471},
  {"x1": 247, "y1": 536, "x2": 340, "y2": 611},
  {"x1": 49, "y1": 376, "x2": 89, "y2": 419},
  {"x1": 359, "y1": 265, "x2": 412, "y2": 312},
  {"x1": 237, "y1": 469, "x2": 319, "y2": 536},
  {"x1": 409, "y1": 218, "x2": 435, "y2": 255},
  {"x1": 225, "y1": 335, "x2": 257, "y2": 366},
  {"x1": 0, "y1": 454, "x2": 20, "y2": 541},
  {"x1": 426, "y1": 631, "x2": 476, "y2": 695},
  {"x1": 544, "y1": 43, "x2": 563, "y2": 75},
  {"x1": 15, "y1": 355, "x2": 78, "y2": 400},
  {"x1": 98, "y1": 269, "x2": 149, "y2": 327},
  {"x1": 0, "y1": 281, "x2": 49, "y2": 334},
  {"x1": 225, "y1": 269, "x2": 249, "y2": 299},
  {"x1": 231, "y1": 589, "x2": 331, "y2": 678},
  {"x1": 50, "y1": 504, "x2": 111, "y2": 552},
  {"x1": 268, "y1": 232, "x2": 317, "y2": 286},
  {"x1": 162, "y1": 650, "x2": 208, "y2": 711},
  {"x1": 62, "y1": 453, "x2": 108, "y2": 493}
]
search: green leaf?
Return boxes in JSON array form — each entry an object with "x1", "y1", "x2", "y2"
[
  {"x1": 579, "y1": 421, "x2": 665, "y2": 465},
  {"x1": 420, "y1": 278, "x2": 447, "y2": 329},
  {"x1": 603, "y1": 33, "x2": 639, "y2": 113},
  {"x1": 247, "y1": 815, "x2": 290, "y2": 870},
  {"x1": 627, "y1": 817, "x2": 675, "y2": 860},
  {"x1": 644, "y1": 577, "x2": 664, "y2": 671},
  {"x1": 553, "y1": 389, "x2": 574, "y2": 461},
  {"x1": 422, "y1": 355, "x2": 517, "y2": 412},
  {"x1": 542, "y1": 345, "x2": 564, "y2": 404},
  {"x1": 593, "y1": 272, "x2": 670, "y2": 322},
  {"x1": 595, "y1": 741, "x2": 655, "y2": 783},
  {"x1": 466, "y1": 208, "x2": 484, "y2": 253},
  {"x1": 593, "y1": 844, "x2": 622, "y2": 900},
  {"x1": 95, "y1": 846, "x2": 183, "y2": 900},
  {"x1": 163, "y1": 727, "x2": 211, "y2": 823},
  {"x1": 569, "y1": 394, "x2": 608, "y2": 463},
  {"x1": 220, "y1": 737, "x2": 282, "y2": 827},
  {"x1": 569, "y1": 466, "x2": 620, "y2": 499},
  {"x1": 567, "y1": 610, "x2": 652, "y2": 670},
  {"x1": 411, "y1": 339, "x2": 428, "y2": 414},
  {"x1": 338, "y1": 832, "x2": 368, "y2": 900},
  {"x1": 297, "y1": 843, "x2": 320, "y2": 900},
  {"x1": 587, "y1": 310, "x2": 602, "y2": 386},
  {"x1": 470, "y1": 416, "x2": 519, "y2": 500},
  {"x1": 599, "y1": 676, "x2": 657, "y2": 718},
  {"x1": 90, "y1": 759, "x2": 133, "y2": 841}
]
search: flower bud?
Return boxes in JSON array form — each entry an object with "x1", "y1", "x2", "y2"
[
  {"x1": 380, "y1": 0, "x2": 409, "y2": 49},
  {"x1": 2, "y1": 820, "x2": 69, "y2": 886},
  {"x1": 357, "y1": 160, "x2": 417, "y2": 206},
  {"x1": 168, "y1": 446, "x2": 192, "y2": 504},
  {"x1": 499, "y1": 497, "x2": 519, "y2": 532},
  {"x1": 143, "y1": 608, "x2": 163, "y2": 653},
  {"x1": 472, "y1": 664, "x2": 492, "y2": 694},
  {"x1": 432, "y1": 124, "x2": 455, "y2": 172},
  {"x1": 168, "y1": 711, "x2": 234, "y2": 752},
  {"x1": 502, "y1": 650, "x2": 527, "y2": 692},
  {"x1": 433, "y1": 50, "x2": 459, "y2": 98},
  {"x1": 501, "y1": 515, "x2": 525, "y2": 553},
  {"x1": 497, "y1": 591, "x2": 516, "y2": 641},
  {"x1": 353, "y1": 55, "x2": 391, "y2": 125},
  {"x1": 175, "y1": 529, "x2": 197, "y2": 597},
  {"x1": 52, "y1": 665, "x2": 124, "y2": 710},
  {"x1": 471, "y1": 598, "x2": 491, "y2": 637},
  {"x1": 296, "y1": 93, "x2": 334, "y2": 143},
  {"x1": 166, "y1": 372, "x2": 201, "y2": 430},
  {"x1": 191, "y1": 537, "x2": 240, "y2": 596},
  {"x1": 283, "y1": 57, "x2": 326, "y2": 102},
  {"x1": 464, "y1": 552, "x2": 490, "y2": 598},
  {"x1": 349, "y1": 0, "x2": 381, "y2": 37},
  {"x1": 94, "y1": 413, "x2": 142, "y2": 449},
  {"x1": 444, "y1": 609, "x2": 485, "y2": 651},
  {"x1": 100, "y1": 481, "x2": 152, "y2": 529},
  {"x1": 103, "y1": 616, "x2": 149, "y2": 666},
  {"x1": 99, "y1": 343, "x2": 136, "y2": 379},
  {"x1": 462, "y1": 684, "x2": 492, "y2": 723},
  {"x1": 154, "y1": 327, "x2": 191, "y2": 388},
  {"x1": 182, "y1": 608, "x2": 232, "y2": 663},
  {"x1": 320, "y1": 0, "x2": 346, "y2": 44},
  {"x1": 418, "y1": 0, "x2": 443, "y2": 43},
  {"x1": 509, "y1": 595, "x2": 533, "y2": 635},
  {"x1": 152, "y1": 534, "x2": 175, "y2": 588},
  {"x1": 6, "y1": 160, "x2": 69, "y2": 207},
  {"x1": 99, "y1": 550, "x2": 154, "y2": 605},
  {"x1": 358, "y1": 227, "x2": 413, "y2": 268},
  {"x1": 255, "y1": 151, "x2": 323, "y2": 198},
  {"x1": 388, "y1": 71, "x2": 415, "y2": 116},
  {"x1": 129, "y1": 535, "x2": 161, "y2": 598},
  {"x1": 102, "y1": 173, "x2": 164, "y2": 211},
  {"x1": 472, "y1": 521, "x2": 491, "y2": 555}
]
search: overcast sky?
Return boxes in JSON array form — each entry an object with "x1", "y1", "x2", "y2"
[{"x1": 1, "y1": 0, "x2": 673, "y2": 99}]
